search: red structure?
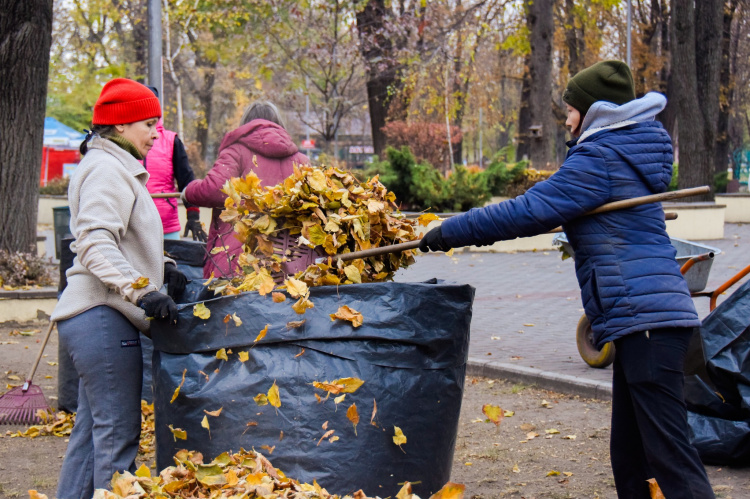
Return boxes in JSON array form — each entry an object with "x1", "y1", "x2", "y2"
[{"x1": 40, "y1": 147, "x2": 80, "y2": 186}]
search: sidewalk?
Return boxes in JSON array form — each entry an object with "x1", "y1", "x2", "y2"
[{"x1": 394, "y1": 223, "x2": 750, "y2": 399}]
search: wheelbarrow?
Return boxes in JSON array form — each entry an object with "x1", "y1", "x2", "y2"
[{"x1": 553, "y1": 233, "x2": 723, "y2": 368}]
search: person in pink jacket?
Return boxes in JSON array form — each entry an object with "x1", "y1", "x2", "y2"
[{"x1": 183, "y1": 101, "x2": 309, "y2": 278}]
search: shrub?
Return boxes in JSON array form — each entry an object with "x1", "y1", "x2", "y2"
[
  {"x1": 0, "y1": 250, "x2": 55, "y2": 288},
  {"x1": 482, "y1": 155, "x2": 529, "y2": 197},
  {"x1": 504, "y1": 168, "x2": 555, "y2": 198},
  {"x1": 445, "y1": 166, "x2": 491, "y2": 212},
  {"x1": 39, "y1": 176, "x2": 70, "y2": 195},
  {"x1": 381, "y1": 121, "x2": 462, "y2": 172}
]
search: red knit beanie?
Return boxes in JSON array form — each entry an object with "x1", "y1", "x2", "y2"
[{"x1": 93, "y1": 78, "x2": 162, "y2": 125}]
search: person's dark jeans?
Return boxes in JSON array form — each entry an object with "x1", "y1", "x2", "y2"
[{"x1": 611, "y1": 327, "x2": 715, "y2": 498}]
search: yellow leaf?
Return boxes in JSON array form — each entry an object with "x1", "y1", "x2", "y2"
[
  {"x1": 28, "y1": 491, "x2": 48, "y2": 499},
  {"x1": 393, "y1": 426, "x2": 407, "y2": 447},
  {"x1": 135, "y1": 463, "x2": 151, "y2": 478},
  {"x1": 563, "y1": 472, "x2": 573, "y2": 477},
  {"x1": 343, "y1": 265, "x2": 362, "y2": 284},
  {"x1": 268, "y1": 381, "x2": 281, "y2": 408},
  {"x1": 647, "y1": 478, "x2": 666, "y2": 499},
  {"x1": 272, "y1": 292, "x2": 287, "y2": 302},
  {"x1": 204, "y1": 407, "x2": 223, "y2": 417},
  {"x1": 482, "y1": 404, "x2": 504, "y2": 427},
  {"x1": 417, "y1": 213, "x2": 441, "y2": 227},
  {"x1": 307, "y1": 168, "x2": 328, "y2": 192},
  {"x1": 216, "y1": 348, "x2": 228, "y2": 361},
  {"x1": 334, "y1": 394, "x2": 346, "y2": 405},
  {"x1": 170, "y1": 368, "x2": 187, "y2": 404},
  {"x1": 261, "y1": 444, "x2": 275, "y2": 454},
  {"x1": 292, "y1": 295, "x2": 315, "y2": 314},
  {"x1": 254, "y1": 393, "x2": 268, "y2": 406},
  {"x1": 545, "y1": 428, "x2": 560, "y2": 434},
  {"x1": 523, "y1": 323, "x2": 535, "y2": 327},
  {"x1": 132, "y1": 276, "x2": 150, "y2": 289},
  {"x1": 512, "y1": 464, "x2": 520, "y2": 473},
  {"x1": 193, "y1": 302, "x2": 211, "y2": 319},
  {"x1": 226, "y1": 469, "x2": 239, "y2": 486},
  {"x1": 317, "y1": 429, "x2": 335, "y2": 446},
  {"x1": 168, "y1": 424, "x2": 187, "y2": 441},
  {"x1": 255, "y1": 324, "x2": 269, "y2": 342},
  {"x1": 396, "y1": 482, "x2": 412, "y2": 499},
  {"x1": 285, "y1": 277, "x2": 308, "y2": 298},
  {"x1": 546, "y1": 470, "x2": 560, "y2": 477},
  {"x1": 347, "y1": 403, "x2": 359, "y2": 435},
  {"x1": 446, "y1": 248, "x2": 455, "y2": 257},
  {"x1": 371, "y1": 399, "x2": 378, "y2": 426},
  {"x1": 232, "y1": 313, "x2": 242, "y2": 326},
  {"x1": 329, "y1": 435, "x2": 339, "y2": 442},
  {"x1": 428, "y1": 482, "x2": 466, "y2": 499},
  {"x1": 238, "y1": 351, "x2": 249, "y2": 362},
  {"x1": 504, "y1": 410, "x2": 515, "y2": 417},
  {"x1": 201, "y1": 415, "x2": 210, "y2": 435},
  {"x1": 330, "y1": 305, "x2": 364, "y2": 327}
]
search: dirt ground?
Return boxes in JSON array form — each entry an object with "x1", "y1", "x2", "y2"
[{"x1": 1, "y1": 321, "x2": 749, "y2": 499}]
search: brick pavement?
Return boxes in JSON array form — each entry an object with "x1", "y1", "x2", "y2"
[{"x1": 394, "y1": 223, "x2": 750, "y2": 398}]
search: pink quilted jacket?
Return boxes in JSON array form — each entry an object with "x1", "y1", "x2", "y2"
[{"x1": 184, "y1": 119, "x2": 309, "y2": 279}]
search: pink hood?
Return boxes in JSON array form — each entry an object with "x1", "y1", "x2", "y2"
[{"x1": 219, "y1": 119, "x2": 300, "y2": 159}]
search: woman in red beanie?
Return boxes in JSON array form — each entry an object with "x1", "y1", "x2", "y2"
[{"x1": 52, "y1": 78, "x2": 187, "y2": 498}]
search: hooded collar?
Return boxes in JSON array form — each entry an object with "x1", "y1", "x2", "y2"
[
  {"x1": 573, "y1": 92, "x2": 667, "y2": 145},
  {"x1": 87, "y1": 136, "x2": 149, "y2": 180},
  {"x1": 218, "y1": 119, "x2": 299, "y2": 158}
]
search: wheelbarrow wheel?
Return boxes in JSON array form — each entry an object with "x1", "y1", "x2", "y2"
[{"x1": 576, "y1": 314, "x2": 616, "y2": 368}]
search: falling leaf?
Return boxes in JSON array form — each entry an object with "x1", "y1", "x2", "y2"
[
  {"x1": 268, "y1": 381, "x2": 281, "y2": 409},
  {"x1": 223, "y1": 314, "x2": 231, "y2": 324},
  {"x1": 193, "y1": 303, "x2": 211, "y2": 319},
  {"x1": 482, "y1": 404, "x2": 504, "y2": 427},
  {"x1": 254, "y1": 393, "x2": 268, "y2": 406},
  {"x1": 330, "y1": 305, "x2": 364, "y2": 327},
  {"x1": 428, "y1": 482, "x2": 465, "y2": 499},
  {"x1": 317, "y1": 429, "x2": 335, "y2": 446},
  {"x1": 171, "y1": 368, "x2": 187, "y2": 404},
  {"x1": 272, "y1": 292, "x2": 287, "y2": 303},
  {"x1": 238, "y1": 351, "x2": 249, "y2": 362},
  {"x1": 546, "y1": 470, "x2": 561, "y2": 477},
  {"x1": 647, "y1": 478, "x2": 666, "y2": 499},
  {"x1": 545, "y1": 429, "x2": 560, "y2": 434},
  {"x1": 201, "y1": 415, "x2": 210, "y2": 437},
  {"x1": 255, "y1": 324, "x2": 270, "y2": 342},
  {"x1": 261, "y1": 445, "x2": 275, "y2": 454},
  {"x1": 393, "y1": 426, "x2": 407, "y2": 448},
  {"x1": 347, "y1": 403, "x2": 359, "y2": 435},
  {"x1": 216, "y1": 348, "x2": 228, "y2": 361},
  {"x1": 286, "y1": 319, "x2": 306, "y2": 329},
  {"x1": 334, "y1": 394, "x2": 346, "y2": 406},
  {"x1": 285, "y1": 277, "x2": 308, "y2": 298},
  {"x1": 232, "y1": 313, "x2": 242, "y2": 326},
  {"x1": 512, "y1": 464, "x2": 520, "y2": 473},
  {"x1": 315, "y1": 393, "x2": 322, "y2": 403},
  {"x1": 329, "y1": 435, "x2": 339, "y2": 443},
  {"x1": 417, "y1": 213, "x2": 441, "y2": 226},
  {"x1": 370, "y1": 399, "x2": 378, "y2": 426},
  {"x1": 168, "y1": 425, "x2": 187, "y2": 441},
  {"x1": 204, "y1": 407, "x2": 223, "y2": 417},
  {"x1": 292, "y1": 295, "x2": 315, "y2": 314},
  {"x1": 132, "y1": 276, "x2": 150, "y2": 289}
]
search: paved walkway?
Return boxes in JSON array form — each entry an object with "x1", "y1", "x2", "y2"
[{"x1": 394, "y1": 223, "x2": 750, "y2": 398}]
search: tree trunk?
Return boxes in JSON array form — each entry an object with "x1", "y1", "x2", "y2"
[
  {"x1": 195, "y1": 62, "x2": 217, "y2": 164},
  {"x1": 516, "y1": 57, "x2": 532, "y2": 162},
  {"x1": 526, "y1": 0, "x2": 554, "y2": 169},
  {"x1": 356, "y1": 0, "x2": 396, "y2": 158},
  {"x1": 671, "y1": 0, "x2": 721, "y2": 200},
  {"x1": 715, "y1": 0, "x2": 739, "y2": 176},
  {"x1": 0, "y1": 0, "x2": 53, "y2": 253}
]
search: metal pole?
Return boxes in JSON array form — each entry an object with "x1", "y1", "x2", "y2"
[
  {"x1": 305, "y1": 77, "x2": 310, "y2": 143},
  {"x1": 148, "y1": 0, "x2": 163, "y2": 100},
  {"x1": 626, "y1": 0, "x2": 632, "y2": 67}
]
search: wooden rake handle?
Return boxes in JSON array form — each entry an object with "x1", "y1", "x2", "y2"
[
  {"x1": 328, "y1": 186, "x2": 709, "y2": 263},
  {"x1": 23, "y1": 321, "x2": 56, "y2": 392}
]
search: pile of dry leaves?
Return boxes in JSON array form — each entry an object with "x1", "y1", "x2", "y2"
[
  {"x1": 210, "y1": 165, "x2": 419, "y2": 295},
  {"x1": 35, "y1": 447, "x2": 462, "y2": 499}
]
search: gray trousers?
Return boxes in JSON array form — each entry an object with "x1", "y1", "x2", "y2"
[{"x1": 56, "y1": 305, "x2": 143, "y2": 499}]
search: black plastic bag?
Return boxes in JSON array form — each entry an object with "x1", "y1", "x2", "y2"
[
  {"x1": 151, "y1": 279, "x2": 474, "y2": 496},
  {"x1": 686, "y1": 278, "x2": 750, "y2": 464}
]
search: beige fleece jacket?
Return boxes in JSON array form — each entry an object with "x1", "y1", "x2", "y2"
[{"x1": 51, "y1": 137, "x2": 172, "y2": 333}]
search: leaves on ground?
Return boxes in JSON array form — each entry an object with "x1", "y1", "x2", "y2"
[{"x1": 482, "y1": 404, "x2": 503, "y2": 427}]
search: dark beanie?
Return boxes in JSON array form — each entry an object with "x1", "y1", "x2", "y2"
[{"x1": 563, "y1": 60, "x2": 636, "y2": 116}]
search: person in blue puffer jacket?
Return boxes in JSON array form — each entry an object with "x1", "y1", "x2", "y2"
[{"x1": 420, "y1": 60, "x2": 714, "y2": 498}]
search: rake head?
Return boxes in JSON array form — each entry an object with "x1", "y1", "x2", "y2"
[
  {"x1": 269, "y1": 232, "x2": 324, "y2": 283},
  {"x1": 0, "y1": 383, "x2": 51, "y2": 425}
]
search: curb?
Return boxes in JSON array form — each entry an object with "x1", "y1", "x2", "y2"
[{"x1": 467, "y1": 357, "x2": 612, "y2": 401}]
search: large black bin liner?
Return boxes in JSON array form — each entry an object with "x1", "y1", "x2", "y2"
[
  {"x1": 151, "y1": 279, "x2": 474, "y2": 496},
  {"x1": 685, "y1": 278, "x2": 750, "y2": 464}
]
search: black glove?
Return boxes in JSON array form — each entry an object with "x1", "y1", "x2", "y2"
[
  {"x1": 419, "y1": 226, "x2": 452, "y2": 253},
  {"x1": 139, "y1": 291, "x2": 178, "y2": 324},
  {"x1": 184, "y1": 209, "x2": 208, "y2": 242},
  {"x1": 164, "y1": 262, "x2": 187, "y2": 300}
]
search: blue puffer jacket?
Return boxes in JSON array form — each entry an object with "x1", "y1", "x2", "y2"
[{"x1": 441, "y1": 93, "x2": 700, "y2": 347}]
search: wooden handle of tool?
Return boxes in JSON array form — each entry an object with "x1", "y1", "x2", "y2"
[
  {"x1": 150, "y1": 192, "x2": 182, "y2": 199},
  {"x1": 332, "y1": 186, "x2": 706, "y2": 262},
  {"x1": 24, "y1": 321, "x2": 56, "y2": 390}
]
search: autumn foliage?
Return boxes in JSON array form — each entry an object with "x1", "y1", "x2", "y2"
[{"x1": 382, "y1": 121, "x2": 462, "y2": 173}]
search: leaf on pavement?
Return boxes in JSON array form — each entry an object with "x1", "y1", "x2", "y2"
[
  {"x1": 482, "y1": 404, "x2": 504, "y2": 427},
  {"x1": 428, "y1": 482, "x2": 465, "y2": 499}
]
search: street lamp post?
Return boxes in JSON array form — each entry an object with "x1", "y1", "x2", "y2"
[{"x1": 148, "y1": 0, "x2": 163, "y2": 100}]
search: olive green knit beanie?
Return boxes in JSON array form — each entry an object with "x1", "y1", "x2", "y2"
[{"x1": 563, "y1": 60, "x2": 636, "y2": 116}]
